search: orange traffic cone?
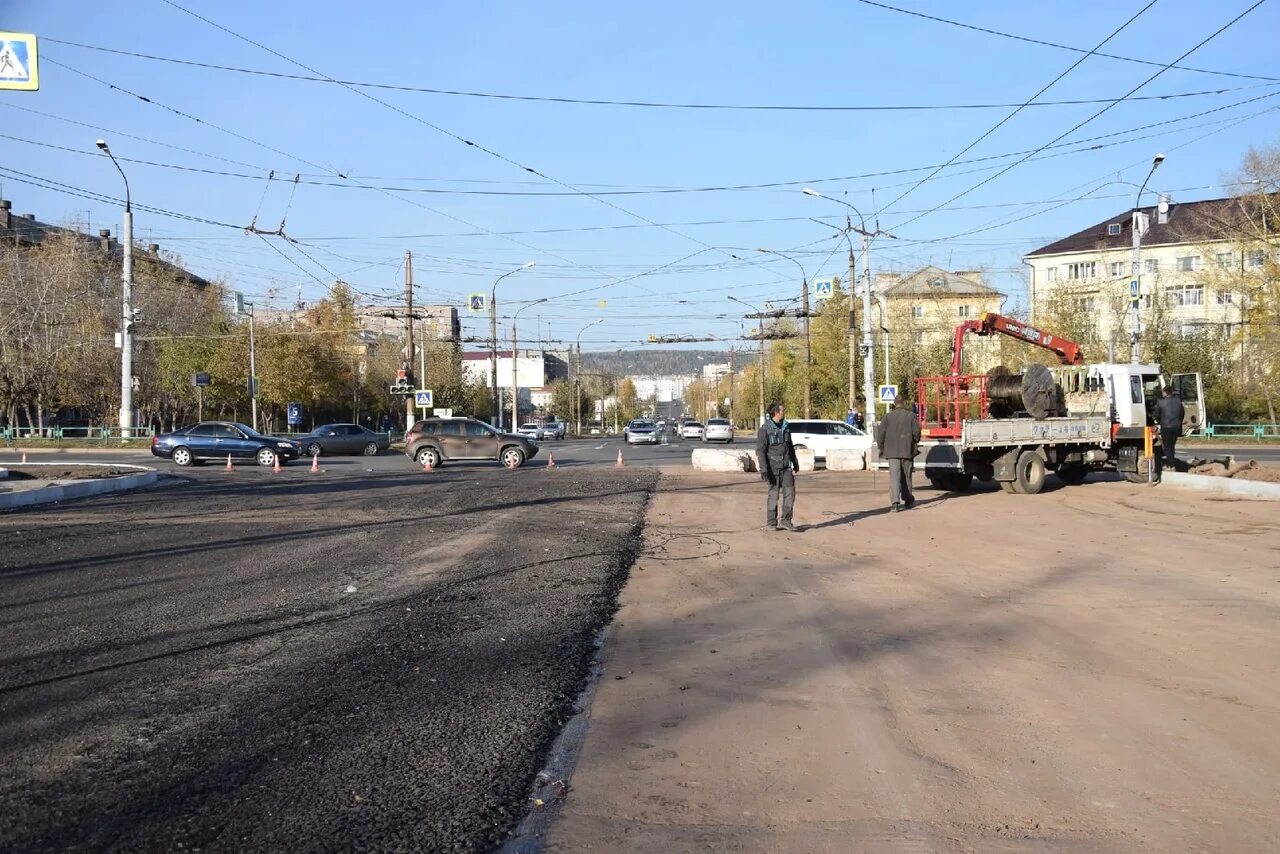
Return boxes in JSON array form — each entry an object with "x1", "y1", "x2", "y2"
[
  {"x1": 547, "y1": 452, "x2": 556, "y2": 469},
  {"x1": 273, "y1": 455, "x2": 282, "y2": 473},
  {"x1": 21, "y1": 451, "x2": 27, "y2": 464},
  {"x1": 615, "y1": 448, "x2": 625, "y2": 467},
  {"x1": 310, "y1": 452, "x2": 320, "y2": 473},
  {"x1": 225, "y1": 453, "x2": 234, "y2": 471}
]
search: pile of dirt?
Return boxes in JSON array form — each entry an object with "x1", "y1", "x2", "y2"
[
  {"x1": 1186, "y1": 457, "x2": 1280, "y2": 482},
  {"x1": 1234, "y1": 464, "x2": 1280, "y2": 484},
  {"x1": 2, "y1": 466, "x2": 137, "y2": 481}
]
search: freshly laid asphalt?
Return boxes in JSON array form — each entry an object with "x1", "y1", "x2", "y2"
[{"x1": 0, "y1": 455, "x2": 658, "y2": 852}]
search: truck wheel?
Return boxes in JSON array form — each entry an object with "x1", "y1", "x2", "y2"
[
  {"x1": 999, "y1": 480, "x2": 1018, "y2": 493},
  {"x1": 928, "y1": 476, "x2": 946, "y2": 490},
  {"x1": 1014, "y1": 450, "x2": 1046, "y2": 495},
  {"x1": 1057, "y1": 465, "x2": 1087, "y2": 484},
  {"x1": 1122, "y1": 469, "x2": 1149, "y2": 484},
  {"x1": 947, "y1": 473, "x2": 973, "y2": 492}
]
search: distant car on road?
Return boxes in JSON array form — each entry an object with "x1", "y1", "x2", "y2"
[
  {"x1": 517, "y1": 422, "x2": 548, "y2": 441},
  {"x1": 702, "y1": 418, "x2": 734, "y2": 443},
  {"x1": 296, "y1": 423, "x2": 390, "y2": 457},
  {"x1": 405, "y1": 417, "x2": 539, "y2": 469},
  {"x1": 151, "y1": 421, "x2": 301, "y2": 467},
  {"x1": 680, "y1": 421, "x2": 705, "y2": 440},
  {"x1": 624, "y1": 419, "x2": 659, "y2": 445},
  {"x1": 543, "y1": 420, "x2": 567, "y2": 440},
  {"x1": 786, "y1": 419, "x2": 872, "y2": 462}
]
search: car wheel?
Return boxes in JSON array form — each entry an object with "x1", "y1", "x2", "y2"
[
  {"x1": 415, "y1": 447, "x2": 441, "y2": 468},
  {"x1": 501, "y1": 446, "x2": 526, "y2": 469},
  {"x1": 362, "y1": 442, "x2": 379, "y2": 456},
  {"x1": 256, "y1": 447, "x2": 279, "y2": 467},
  {"x1": 305, "y1": 442, "x2": 322, "y2": 457},
  {"x1": 1013, "y1": 450, "x2": 1046, "y2": 494},
  {"x1": 171, "y1": 446, "x2": 193, "y2": 467}
]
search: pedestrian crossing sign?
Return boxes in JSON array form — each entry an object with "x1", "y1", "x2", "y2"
[
  {"x1": 0, "y1": 33, "x2": 38, "y2": 91},
  {"x1": 467, "y1": 293, "x2": 486, "y2": 314},
  {"x1": 811, "y1": 277, "x2": 835, "y2": 301},
  {"x1": 878, "y1": 384, "x2": 898, "y2": 404},
  {"x1": 415, "y1": 389, "x2": 434, "y2": 408}
]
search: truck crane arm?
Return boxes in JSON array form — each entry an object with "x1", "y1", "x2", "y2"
[{"x1": 950, "y1": 312, "x2": 1084, "y2": 375}]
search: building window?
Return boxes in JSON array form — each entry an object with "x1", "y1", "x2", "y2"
[
  {"x1": 958, "y1": 305, "x2": 971, "y2": 318},
  {"x1": 1107, "y1": 223, "x2": 1122, "y2": 236},
  {"x1": 1248, "y1": 249, "x2": 1266, "y2": 268},
  {"x1": 1175, "y1": 255, "x2": 1202, "y2": 272},
  {"x1": 1067, "y1": 262, "x2": 1097, "y2": 280},
  {"x1": 1144, "y1": 259, "x2": 1159, "y2": 274},
  {"x1": 912, "y1": 331, "x2": 925, "y2": 345},
  {"x1": 1046, "y1": 267, "x2": 1059, "y2": 283},
  {"x1": 1110, "y1": 261, "x2": 1125, "y2": 277},
  {"x1": 1215, "y1": 252, "x2": 1233, "y2": 270},
  {"x1": 911, "y1": 305, "x2": 924, "y2": 318},
  {"x1": 1216, "y1": 291, "x2": 1234, "y2": 305},
  {"x1": 1074, "y1": 297, "x2": 1095, "y2": 312},
  {"x1": 1166, "y1": 284, "x2": 1204, "y2": 307}
]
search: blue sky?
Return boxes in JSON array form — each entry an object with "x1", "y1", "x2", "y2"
[{"x1": 4, "y1": 0, "x2": 1279, "y2": 351}]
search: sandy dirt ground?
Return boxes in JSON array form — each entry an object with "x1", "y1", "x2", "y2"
[{"x1": 545, "y1": 470, "x2": 1280, "y2": 853}]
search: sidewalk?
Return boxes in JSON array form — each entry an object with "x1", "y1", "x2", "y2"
[{"x1": 544, "y1": 469, "x2": 1280, "y2": 852}]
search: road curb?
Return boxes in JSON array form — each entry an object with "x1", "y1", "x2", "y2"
[
  {"x1": 0, "y1": 463, "x2": 159, "y2": 510},
  {"x1": 1160, "y1": 471, "x2": 1280, "y2": 501}
]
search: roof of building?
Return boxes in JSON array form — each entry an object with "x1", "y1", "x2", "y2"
[
  {"x1": 878, "y1": 265, "x2": 1004, "y2": 298},
  {"x1": 1023, "y1": 193, "x2": 1277, "y2": 258}
]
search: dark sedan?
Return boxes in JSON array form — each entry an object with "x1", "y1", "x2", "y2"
[
  {"x1": 151, "y1": 421, "x2": 302, "y2": 467},
  {"x1": 296, "y1": 423, "x2": 391, "y2": 457}
]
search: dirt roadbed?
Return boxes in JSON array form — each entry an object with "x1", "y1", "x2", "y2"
[{"x1": 546, "y1": 471, "x2": 1280, "y2": 852}]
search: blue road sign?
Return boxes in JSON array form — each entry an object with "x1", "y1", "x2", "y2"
[
  {"x1": 878, "y1": 384, "x2": 898, "y2": 404},
  {"x1": 1129, "y1": 280, "x2": 1139, "y2": 297},
  {"x1": 0, "y1": 33, "x2": 38, "y2": 91},
  {"x1": 415, "y1": 389, "x2": 434, "y2": 408},
  {"x1": 467, "y1": 294, "x2": 486, "y2": 314},
  {"x1": 287, "y1": 402, "x2": 302, "y2": 426},
  {"x1": 811, "y1": 277, "x2": 835, "y2": 301}
]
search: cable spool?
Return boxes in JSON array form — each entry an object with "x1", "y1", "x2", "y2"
[{"x1": 986, "y1": 364, "x2": 1065, "y2": 419}]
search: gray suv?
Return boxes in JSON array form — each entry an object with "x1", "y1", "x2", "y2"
[{"x1": 404, "y1": 417, "x2": 539, "y2": 469}]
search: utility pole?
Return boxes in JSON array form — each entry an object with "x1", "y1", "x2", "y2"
[
  {"x1": 247, "y1": 303, "x2": 258, "y2": 432},
  {"x1": 801, "y1": 277, "x2": 812, "y2": 417},
  {"x1": 490, "y1": 262, "x2": 535, "y2": 431},
  {"x1": 728, "y1": 344, "x2": 735, "y2": 425},
  {"x1": 404, "y1": 250, "x2": 416, "y2": 431},
  {"x1": 1130, "y1": 153, "x2": 1165, "y2": 363},
  {"x1": 97, "y1": 140, "x2": 135, "y2": 437}
]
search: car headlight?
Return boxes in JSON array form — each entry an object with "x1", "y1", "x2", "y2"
[{"x1": 277, "y1": 441, "x2": 293, "y2": 449}]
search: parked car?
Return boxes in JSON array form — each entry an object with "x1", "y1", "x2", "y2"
[
  {"x1": 624, "y1": 419, "x2": 659, "y2": 445},
  {"x1": 786, "y1": 419, "x2": 873, "y2": 462},
  {"x1": 702, "y1": 418, "x2": 734, "y2": 443},
  {"x1": 586, "y1": 421, "x2": 605, "y2": 436},
  {"x1": 151, "y1": 421, "x2": 302, "y2": 467},
  {"x1": 517, "y1": 422, "x2": 548, "y2": 441},
  {"x1": 680, "y1": 421, "x2": 705, "y2": 440},
  {"x1": 543, "y1": 420, "x2": 567, "y2": 440},
  {"x1": 404, "y1": 417, "x2": 539, "y2": 468},
  {"x1": 296, "y1": 423, "x2": 391, "y2": 457}
]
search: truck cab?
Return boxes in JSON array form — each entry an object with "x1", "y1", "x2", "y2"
[{"x1": 1056, "y1": 363, "x2": 1205, "y2": 434}]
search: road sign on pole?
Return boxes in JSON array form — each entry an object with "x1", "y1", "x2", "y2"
[
  {"x1": 286, "y1": 402, "x2": 303, "y2": 426},
  {"x1": 877, "y1": 384, "x2": 898, "y2": 405},
  {"x1": 467, "y1": 294, "x2": 486, "y2": 314},
  {"x1": 811, "y1": 277, "x2": 835, "y2": 301},
  {"x1": 0, "y1": 33, "x2": 38, "y2": 91},
  {"x1": 414, "y1": 389, "x2": 434, "y2": 408}
]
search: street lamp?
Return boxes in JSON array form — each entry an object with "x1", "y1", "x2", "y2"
[
  {"x1": 490, "y1": 261, "x2": 535, "y2": 429},
  {"x1": 729, "y1": 296, "x2": 767, "y2": 426},
  {"x1": 575, "y1": 318, "x2": 604, "y2": 435},
  {"x1": 511, "y1": 297, "x2": 548, "y2": 432},
  {"x1": 96, "y1": 139, "x2": 136, "y2": 438},
  {"x1": 756, "y1": 248, "x2": 812, "y2": 418},
  {"x1": 1130, "y1": 153, "x2": 1165, "y2": 363},
  {"x1": 802, "y1": 187, "x2": 897, "y2": 433}
]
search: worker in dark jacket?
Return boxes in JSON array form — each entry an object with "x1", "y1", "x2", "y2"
[
  {"x1": 755, "y1": 402, "x2": 800, "y2": 531},
  {"x1": 874, "y1": 396, "x2": 922, "y2": 511},
  {"x1": 1155, "y1": 385, "x2": 1185, "y2": 468}
]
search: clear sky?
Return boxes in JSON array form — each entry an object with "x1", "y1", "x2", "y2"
[{"x1": 4, "y1": 0, "x2": 1279, "y2": 351}]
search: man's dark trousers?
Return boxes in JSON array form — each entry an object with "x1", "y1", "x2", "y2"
[
  {"x1": 767, "y1": 468, "x2": 795, "y2": 526},
  {"x1": 887, "y1": 458, "x2": 914, "y2": 506},
  {"x1": 1162, "y1": 433, "x2": 1178, "y2": 467}
]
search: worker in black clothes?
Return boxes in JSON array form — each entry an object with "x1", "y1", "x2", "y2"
[
  {"x1": 755, "y1": 402, "x2": 799, "y2": 531},
  {"x1": 1155, "y1": 384, "x2": 1185, "y2": 469},
  {"x1": 874, "y1": 396, "x2": 922, "y2": 511}
]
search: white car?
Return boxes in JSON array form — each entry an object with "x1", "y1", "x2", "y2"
[
  {"x1": 516, "y1": 422, "x2": 546, "y2": 441},
  {"x1": 702, "y1": 418, "x2": 734, "y2": 443},
  {"x1": 786, "y1": 419, "x2": 872, "y2": 462},
  {"x1": 624, "y1": 419, "x2": 659, "y2": 444},
  {"x1": 680, "y1": 421, "x2": 705, "y2": 440}
]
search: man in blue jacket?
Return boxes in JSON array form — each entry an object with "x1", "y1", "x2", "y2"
[{"x1": 755, "y1": 402, "x2": 799, "y2": 532}]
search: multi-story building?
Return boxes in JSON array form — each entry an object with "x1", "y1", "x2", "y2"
[
  {"x1": 876, "y1": 266, "x2": 1006, "y2": 372},
  {"x1": 1023, "y1": 194, "x2": 1275, "y2": 356}
]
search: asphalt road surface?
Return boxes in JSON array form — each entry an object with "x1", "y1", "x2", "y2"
[{"x1": 0, "y1": 461, "x2": 657, "y2": 852}]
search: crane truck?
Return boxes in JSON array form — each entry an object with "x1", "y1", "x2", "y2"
[{"x1": 915, "y1": 312, "x2": 1205, "y2": 494}]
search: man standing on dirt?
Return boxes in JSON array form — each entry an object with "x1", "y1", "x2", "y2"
[
  {"x1": 756, "y1": 402, "x2": 799, "y2": 532},
  {"x1": 875, "y1": 396, "x2": 921, "y2": 512},
  {"x1": 1155, "y1": 385, "x2": 1185, "y2": 469}
]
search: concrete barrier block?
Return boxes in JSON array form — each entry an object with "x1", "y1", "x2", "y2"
[
  {"x1": 691, "y1": 448, "x2": 755, "y2": 472},
  {"x1": 794, "y1": 447, "x2": 816, "y2": 472},
  {"x1": 825, "y1": 449, "x2": 866, "y2": 471}
]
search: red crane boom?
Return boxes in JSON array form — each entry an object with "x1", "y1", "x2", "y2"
[{"x1": 950, "y1": 312, "x2": 1084, "y2": 375}]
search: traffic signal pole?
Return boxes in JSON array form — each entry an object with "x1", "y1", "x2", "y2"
[{"x1": 404, "y1": 250, "x2": 415, "y2": 431}]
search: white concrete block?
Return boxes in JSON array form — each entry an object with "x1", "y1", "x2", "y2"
[
  {"x1": 794, "y1": 447, "x2": 816, "y2": 472},
  {"x1": 825, "y1": 449, "x2": 866, "y2": 471},
  {"x1": 690, "y1": 448, "x2": 755, "y2": 472}
]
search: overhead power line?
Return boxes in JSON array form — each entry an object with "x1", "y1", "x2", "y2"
[{"x1": 40, "y1": 36, "x2": 1275, "y2": 110}]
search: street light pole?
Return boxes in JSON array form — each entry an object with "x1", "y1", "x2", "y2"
[
  {"x1": 575, "y1": 319, "x2": 603, "y2": 435},
  {"x1": 757, "y1": 248, "x2": 811, "y2": 418},
  {"x1": 512, "y1": 298, "x2": 548, "y2": 432},
  {"x1": 96, "y1": 140, "x2": 135, "y2": 438},
  {"x1": 1130, "y1": 153, "x2": 1165, "y2": 363},
  {"x1": 729, "y1": 296, "x2": 766, "y2": 426},
  {"x1": 803, "y1": 188, "x2": 897, "y2": 433},
  {"x1": 490, "y1": 262, "x2": 535, "y2": 430}
]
